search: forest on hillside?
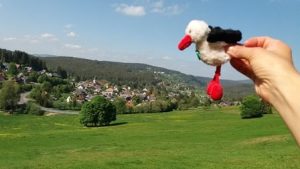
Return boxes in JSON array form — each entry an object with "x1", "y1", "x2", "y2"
[{"x1": 0, "y1": 48, "x2": 46, "y2": 71}]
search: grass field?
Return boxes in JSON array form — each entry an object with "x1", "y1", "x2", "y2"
[{"x1": 0, "y1": 107, "x2": 299, "y2": 169}]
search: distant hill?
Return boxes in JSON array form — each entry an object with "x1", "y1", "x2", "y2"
[{"x1": 40, "y1": 56, "x2": 254, "y2": 100}]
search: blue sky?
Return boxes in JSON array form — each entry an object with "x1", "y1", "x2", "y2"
[{"x1": 0, "y1": 0, "x2": 299, "y2": 80}]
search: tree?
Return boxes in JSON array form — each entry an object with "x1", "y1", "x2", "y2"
[
  {"x1": 240, "y1": 95, "x2": 263, "y2": 119},
  {"x1": 25, "y1": 102, "x2": 45, "y2": 115},
  {"x1": 0, "y1": 81, "x2": 20, "y2": 113},
  {"x1": 260, "y1": 101, "x2": 273, "y2": 114},
  {"x1": 113, "y1": 97, "x2": 127, "y2": 114},
  {"x1": 132, "y1": 95, "x2": 142, "y2": 105},
  {"x1": 8, "y1": 63, "x2": 18, "y2": 75},
  {"x1": 56, "y1": 66, "x2": 68, "y2": 79},
  {"x1": 42, "y1": 81, "x2": 52, "y2": 92},
  {"x1": 30, "y1": 85, "x2": 52, "y2": 107},
  {"x1": 189, "y1": 95, "x2": 200, "y2": 108},
  {"x1": 80, "y1": 96, "x2": 116, "y2": 127},
  {"x1": 27, "y1": 71, "x2": 39, "y2": 83}
]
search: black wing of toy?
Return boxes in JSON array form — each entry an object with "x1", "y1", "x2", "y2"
[{"x1": 207, "y1": 26, "x2": 242, "y2": 44}]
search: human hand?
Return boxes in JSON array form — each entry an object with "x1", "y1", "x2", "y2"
[{"x1": 226, "y1": 36, "x2": 297, "y2": 102}]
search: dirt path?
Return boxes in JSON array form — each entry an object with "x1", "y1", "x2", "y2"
[
  {"x1": 18, "y1": 92, "x2": 31, "y2": 105},
  {"x1": 19, "y1": 91, "x2": 79, "y2": 115},
  {"x1": 40, "y1": 107, "x2": 79, "y2": 115}
]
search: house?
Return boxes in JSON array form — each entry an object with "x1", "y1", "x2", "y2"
[
  {"x1": 0, "y1": 73, "x2": 5, "y2": 82},
  {"x1": 16, "y1": 73, "x2": 26, "y2": 84},
  {"x1": 102, "y1": 88, "x2": 114, "y2": 98},
  {"x1": 148, "y1": 95, "x2": 156, "y2": 102},
  {"x1": 0, "y1": 63, "x2": 5, "y2": 70},
  {"x1": 46, "y1": 73, "x2": 53, "y2": 77},
  {"x1": 39, "y1": 69, "x2": 47, "y2": 74},
  {"x1": 75, "y1": 89, "x2": 88, "y2": 102},
  {"x1": 94, "y1": 87, "x2": 101, "y2": 94},
  {"x1": 113, "y1": 86, "x2": 119, "y2": 93},
  {"x1": 66, "y1": 96, "x2": 72, "y2": 103},
  {"x1": 2, "y1": 63, "x2": 9, "y2": 70},
  {"x1": 24, "y1": 67, "x2": 32, "y2": 73},
  {"x1": 17, "y1": 64, "x2": 22, "y2": 69},
  {"x1": 77, "y1": 85, "x2": 84, "y2": 90},
  {"x1": 93, "y1": 77, "x2": 98, "y2": 85}
]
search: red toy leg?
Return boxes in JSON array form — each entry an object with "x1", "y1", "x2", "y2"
[{"x1": 206, "y1": 66, "x2": 223, "y2": 100}]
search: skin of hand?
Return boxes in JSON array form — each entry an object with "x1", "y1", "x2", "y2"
[{"x1": 226, "y1": 36, "x2": 300, "y2": 146}]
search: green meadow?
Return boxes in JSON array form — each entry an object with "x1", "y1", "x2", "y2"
[{"x1": 0, "y1": 107, "x2": 299, "y2": 169}]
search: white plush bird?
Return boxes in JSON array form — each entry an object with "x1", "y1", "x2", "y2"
[{"x1": 178, "y1": 20, "x2": 242, "y2": 100}]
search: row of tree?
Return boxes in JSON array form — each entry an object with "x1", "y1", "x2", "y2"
[
  {"x1": 0, "y1": 49, "x2": 46, "y2": 71},
  {"x1": 0, "y1": 80, "x2": 44, "y2": 115}
]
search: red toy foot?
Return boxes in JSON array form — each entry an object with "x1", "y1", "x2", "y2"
[{"x1": 206, "y1": 66, "x2": 223, "y2": 100}]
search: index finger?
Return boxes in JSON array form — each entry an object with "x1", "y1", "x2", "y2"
[{"x1": 244, "y1": 36, "x2": 272, "y2": 48}]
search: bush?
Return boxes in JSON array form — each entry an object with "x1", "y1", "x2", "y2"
[
  {"x1": 240, "y1": 95, "x2": 263, "y2": 119},
  {"x1": 52, "y1": 98, "x2": 81, "y2": 110},
  {"x1": 80, "y1": 96, "x2": 116, "y2": 127},
  {"x1": 15, "y1": 104, "x2": 27, "y2": 114},
  {"x1": 0, "y1": 80, "x2": 19, "y2": 112},
  {"x1": 113, "y1": 97, "x2": 127, "y2": 114},
  {"x1": 25, "y1": 103, "x2": 45, "y2": 116},
  {"x1": 261, "y1": 101, "x2": 273, "y2": 114},
  {"x1": 30, "y1": 85, "x2": 53, "y2": 107},
  {"x1": 19, "y1": 84, "x2": 33, "y2": 92}
]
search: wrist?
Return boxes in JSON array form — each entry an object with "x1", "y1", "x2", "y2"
[
  {"x1": 270, "y1": 70, "x2": 300, "y2": 111},
  {"x1": 269, "y1": 70, "x2": 300, "y2": 145}
]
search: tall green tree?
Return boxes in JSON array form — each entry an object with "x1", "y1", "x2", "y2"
[
  {"x1": 8, "y1": 63, "x2": 18, "y2": 75},
  {"x1": 113, "y1": 97, "x2": 127, "y2": 114},
  {"x1": 260, "y1": 101, "x2": 273, "y2": 114},
  {"x1": 80, "y1": 96, "x2": 116, "y2": 127},
  {"x1": 56, "y1": 66, "x2": 68, "y2": 79},
  {"x1": 0, "y1": 81, "x2": 19, "y2": 113},
  {"x1": 240, "y1": 95, "x2": 263, "y2": 119}
]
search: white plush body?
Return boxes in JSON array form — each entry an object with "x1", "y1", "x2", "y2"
[
  {"x1": 197, "y1": 41, "x2": 230, "y2": 66},
  {"x1": 185, "y1": 20, "x2": 230, "y2": 66}
]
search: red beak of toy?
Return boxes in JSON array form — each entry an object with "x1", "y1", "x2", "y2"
[{"x1": 178, "y1": 35, "x2": 192, "y2": 51}]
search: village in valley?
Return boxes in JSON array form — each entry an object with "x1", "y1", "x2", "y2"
[
  {"x1": 0, "y1": 46, "x2": 247, "y2": 117},
  {"x1": 74, "y1": 78, "x2": 153, "y2": 102},
  {"x1": 1, "y1": 54, "x2": 218, "y2": 115}
]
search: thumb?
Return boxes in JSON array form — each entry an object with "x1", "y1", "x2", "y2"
[{"x1": 227, "y1": 45, "x2": 256, "y2": 60}]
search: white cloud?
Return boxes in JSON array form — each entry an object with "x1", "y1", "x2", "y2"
[
  {"x1": 162, "y1": 56, "x2": 172, "y2": 60},
  {"x1": 152, "y1": 0, "x2": 164, "y2": 10},
  {"x1": 3, "y1": 37, "x2": 17, "y2": 41},
  {"x1": 0, "y1": 3, "x2": 2, "y2": 8},
  {"x1": 87, "y1": 48, "x2": 99, "y2": 52},
  {"x1": 40, "y1": 33, "x2": 59, "y2": 41},
  {"x1": 115, "y1": 4, "x2": 146, "y2": 16},
  {"x1": 41, "y1": 33, "x2": 54, "y2": 38},
  {"x1": 67, "y1": 31, "x2": 76, "y2": 37},
  {"x1": 29, "y1": 39, "x2": 40, "y2": 44},
  {"x1": 64, "y1": 24, "x2": 73, "y2": 29},
  {"x1": 151, "y1": 0, "x2": 183, "y2": 15},
  {"x1": 64, "y1": 44, "x2": 82, "y2": 49},
  {"x1": 23, "y1": 35, "x2": 32, "y2": 38}
]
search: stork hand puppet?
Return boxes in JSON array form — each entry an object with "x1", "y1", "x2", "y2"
[{"x1": 178, "y1": 20, "x2": 242, "y2": 100}]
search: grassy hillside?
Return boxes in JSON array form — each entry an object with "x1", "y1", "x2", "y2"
[{"x1": 0, "y1": 108, "x2": 299, "y2": 169}]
